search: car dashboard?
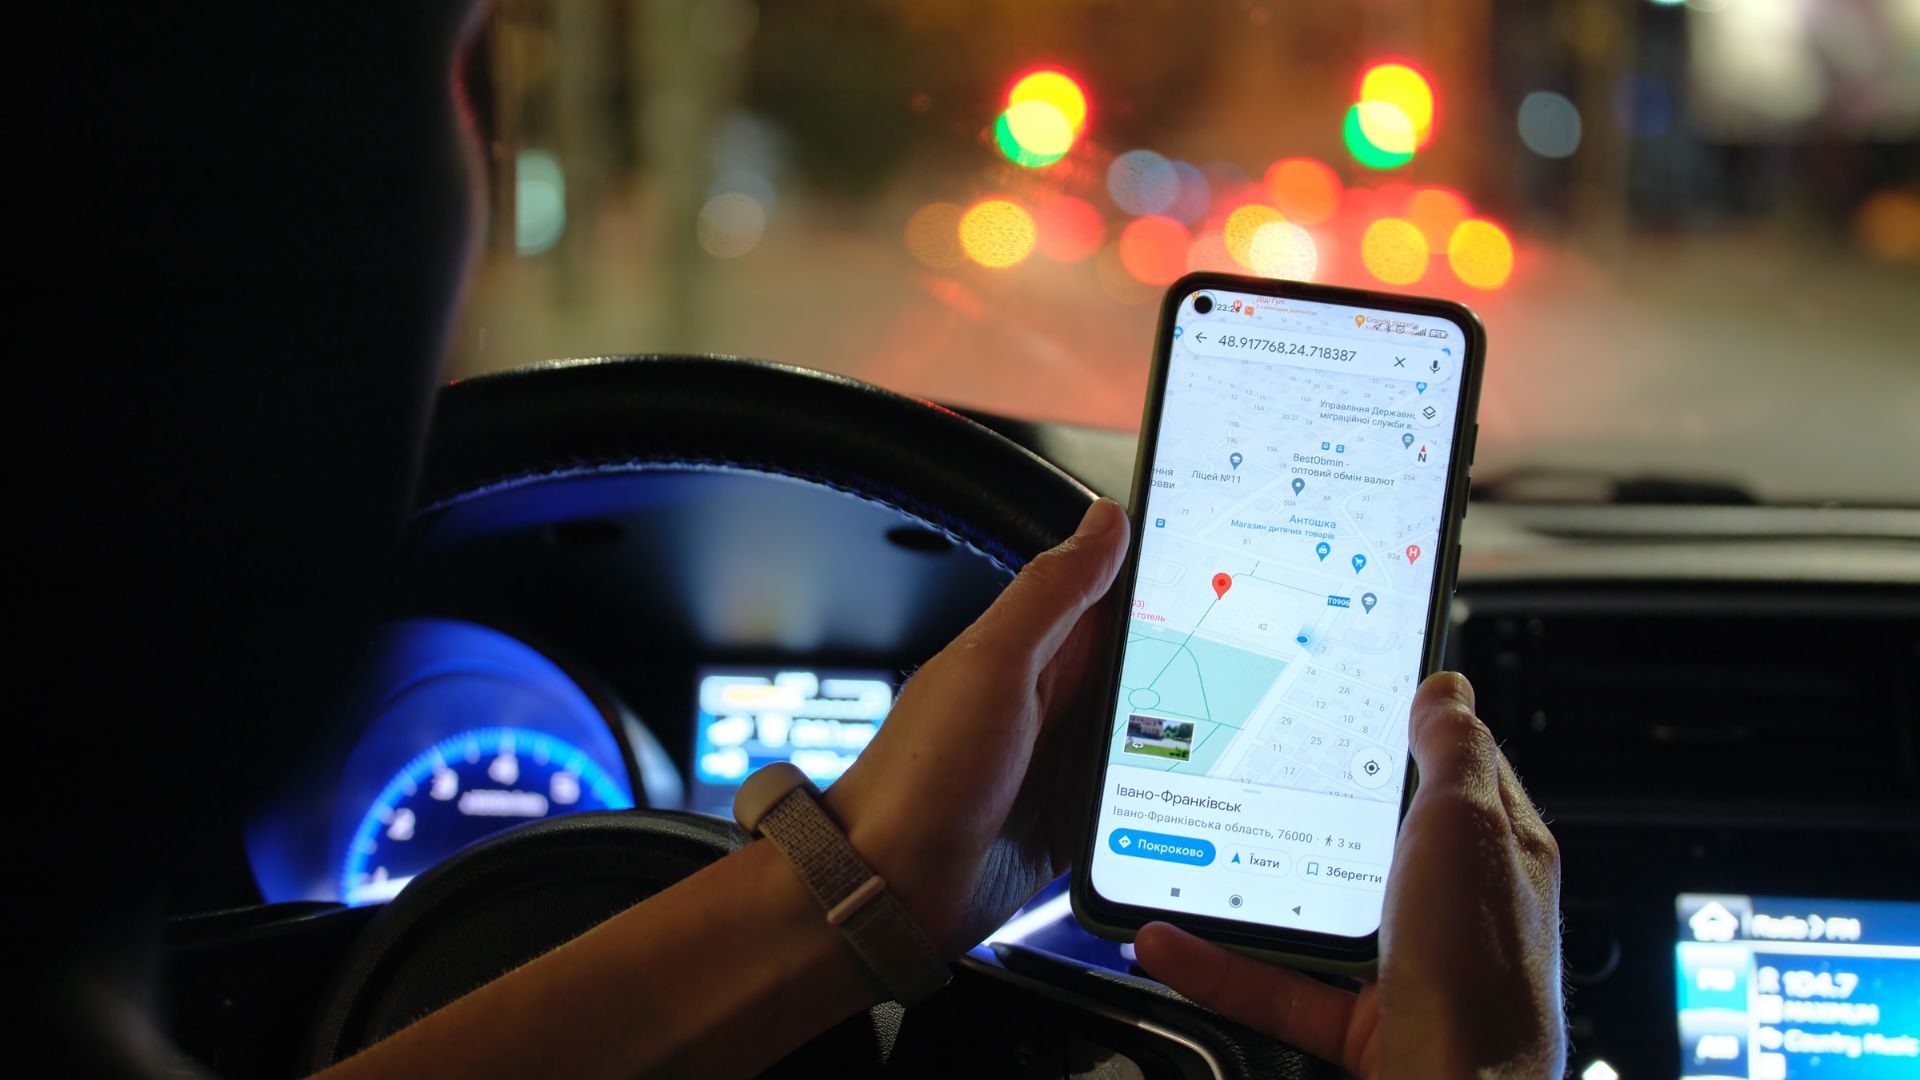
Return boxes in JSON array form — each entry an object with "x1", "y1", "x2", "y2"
[{"x1": 211, "y1": 408, "x2": 1920, "y2": 1080}]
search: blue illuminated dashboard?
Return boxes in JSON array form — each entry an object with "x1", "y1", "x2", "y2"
[
  {"x1": 690, "y1": 666, "x2": 894, "y2": 815},
  {"x1": 1676, "y1": 893, "x2": 1920, "y2": 1079},
  {"x1": 337, "y1": 726, "x2": 632, "y2": 904},
  {"x1": 247, "y1": 618, "x2": 655, "y2": 905},
  {"x1": 245, "y1": 622, "x2": 1130, "y2": 970}
]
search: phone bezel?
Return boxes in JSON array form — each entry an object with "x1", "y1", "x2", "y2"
[{"x1": 1070, "y1": 271, "x2": 1486, "y2": 969}]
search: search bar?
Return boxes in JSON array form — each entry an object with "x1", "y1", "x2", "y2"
[{"x1": 1183, "y1": 321, "x2": 1455, "y2": 384}]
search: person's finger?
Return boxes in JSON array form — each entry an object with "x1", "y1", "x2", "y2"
[
  {"x1": 1493, "y1": 751, "x2": 1544, "y2": 834},
  {"x1": 963, "y1": 498, "x2": 1129, "y2": 670},
  {"x1": 1034, "y1": 593, "x2": 1108, "y2": 716},
  {"x1": 1495, "y1": 750, "x2": 1560, "y2": 888},
  {"x1": 1135, "y1": 922, "x2": 1357, "y2": 1069},
  {"x1": 1406, "y1": 671, "x2": 1503, "y2": 810}
]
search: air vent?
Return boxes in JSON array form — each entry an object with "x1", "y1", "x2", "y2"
[{"x1": 1455, "y1": 593, "x2": 1920, "y2": 822}]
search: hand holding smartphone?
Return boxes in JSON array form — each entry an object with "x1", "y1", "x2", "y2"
[{"x1": 1071, "y1": 273, "x2": 1484, "y2": 973}]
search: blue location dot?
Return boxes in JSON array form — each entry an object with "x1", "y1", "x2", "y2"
[
  {"x1": 1361, "y1": 592, "x2": 1377, "y2": 613},
  {"x1": 1351, "y1": 553, "x2": 1368, "y2": 573},
  {"x1": 1315, "y1": 541, "x2": 1331, "y2": 561},
  {"x1": 1415, "y1": 381, "x2": 1428, "y2": 394},
  {"x1": 1402, "y1": 432, "x2": 1416, "y2": 448},
  {"x1": 1291, "y1": 477, "x2": 1305, "y2": 495},
  {"x1": 1296, "y1": 634, "x2": 1309, "y2": 644},
  {"x1": 1229, "y1": 452, "x2": 1243, "y2": 470}
]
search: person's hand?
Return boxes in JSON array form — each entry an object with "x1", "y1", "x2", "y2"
[
  {"x1": 1134, "y1": 672, "x2": 1565, "y2": 1079},
  {"x1": 825, "y1": 498, "x2": 1129, "y2": 954}
]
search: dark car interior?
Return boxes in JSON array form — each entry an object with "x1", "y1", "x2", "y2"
[
  {"x1": 156, "y1": 355, "x2": 1918, "y2": 1080},
  {"x1": 43, "y1": 2, "x2": 1919, "y2": 1078}
]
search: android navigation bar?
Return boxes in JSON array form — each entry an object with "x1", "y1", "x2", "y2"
[{"x1": 1184, "y1": 320, "x2": 1455, "y2": 385}]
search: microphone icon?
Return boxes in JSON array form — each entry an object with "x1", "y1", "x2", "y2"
[{"x1": 1429, "y1": 358, "x2": 1440, "y2": 373}]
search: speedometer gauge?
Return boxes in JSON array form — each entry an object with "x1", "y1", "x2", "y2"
[
  {"x1": 248, "y1": 619, "x2": 663, "y2": 906},
  {"x1": 341, "y1": 726, "x2": 632, "y2": 905}
]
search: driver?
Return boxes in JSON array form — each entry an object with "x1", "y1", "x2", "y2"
[{"x1": 30, "y1": 4, "x2": 1563, "y2": 1077}]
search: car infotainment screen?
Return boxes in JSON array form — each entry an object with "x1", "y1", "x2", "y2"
[
  {"x1": 690, "y1": 666, "x2": 894, "y2": 815},
  {"x1": 1675, "y1": 893, "x2": 1920, "y2": 1079}
]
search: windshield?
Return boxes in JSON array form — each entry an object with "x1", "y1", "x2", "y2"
[{"x1": 452, "y1": 1, "x2": 1920, "y2": 505}]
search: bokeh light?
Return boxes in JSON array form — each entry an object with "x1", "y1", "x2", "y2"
[
  {"x1": 1518, "y1": 91, "x2": 1583, "y2": 158},
  {"x1": 1447, "y1": 219, "x2": 1515, "y2": 289},
  {"x1": 1356, "y1": 101, "x2": 1418, "y2": 154},
  {"x1": 994, "y1": 110, "x2": 1068, "y2": 168},
  {"x1": 1223, "y1": 204, "x2": 1284, "y2": 269},
  {"x1": 1004, "y1": 100, "x2": 1075, "y2": 156},
  {"x1": 1405, "y1": 187, "x2": 1472, "y2": 250},
  {"x1": 1186, "y1": 230, "x2": 1236, "y2": 273},
  {"x1": 1344, "y1": 104, "x2": 1415, "y2": 169},
  {"x1": 904, "y1": 202, "x2": 966, "y2": 269},
  {"x1": 1119, "y1": 215, "x2": 1191, "y2": 285},
  {"x1": 1249, "y1": 221, "x2": 1318, "y2": 281},
  {"x1": 1108, "y1": 149, "x2": 1180, "y2": 216},
  {"x1": 958, "y1": 198, "x2": 1038, "y2": 268},
  {"x1": 1359, "y1": 63, "x2": 1435, "y2": 147},
  {"x1": 1853, "y1": 190, "x2": 1920, "y2": 264},
  {"x1": 1009, "y1": 70, "x2": 1088, "y2": 134},
  {"x1": 1263, "y1": 157, "x2": 1342, "y2": 225},
  {"x1": 1337, "y1": 184, "x2": 1385, "y2": 222},
  {"x1": 697, "y1": 192, "x2": 768, "y2": 258},
  {"x1": 1166, "y1": 160, "x2": 1213, "y2": 224},
  {"x1": 515, "y1": 150, "x2": 566, "y2": 256},
  {"x1": 709, "y1": 169, "x2": 777, "y2": 211},
  {"x1": 1360, "y1": 218, "x2": 1428, "y2": 285},
  {"x1": 1034, "y1": 194, "x2": 1106, "y2": 262},
  {"x1": 996, "y1": 68, "x2": 1087, "y2": 169}
]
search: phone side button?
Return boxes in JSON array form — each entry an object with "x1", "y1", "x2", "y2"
[{"x1": 1447, "y1": 540, "x2": 1463, "y2": 593}]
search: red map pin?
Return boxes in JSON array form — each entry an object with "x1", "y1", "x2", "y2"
[
  {"x1": 1212, "y1": 572, "x2": 1233, "y2": 599},
  {"x1": 1405, "y1": 544, "x2": 1422, "y2": 564}
]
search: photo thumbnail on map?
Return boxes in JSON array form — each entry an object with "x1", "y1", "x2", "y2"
[{"x1": 1124, "y1": 714, "x2": 1193, "y2": 761}]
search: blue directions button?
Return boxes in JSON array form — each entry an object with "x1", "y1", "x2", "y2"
[{"x1": 1109, "y1": 829, "x2": 1216, "y2": 866}]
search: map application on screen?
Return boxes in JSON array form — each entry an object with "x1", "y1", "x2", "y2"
[{"x1": 1087, "y1": 285, "x2": 1470, "y2": 939}]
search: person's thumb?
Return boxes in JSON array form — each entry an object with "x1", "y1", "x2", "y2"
[
  {"x1": 965, "y1": 498, "x2": 1129, "y2": 671},
  {"x1": 1406, "y1": 670, "x2": 1499, "y2": 800}
]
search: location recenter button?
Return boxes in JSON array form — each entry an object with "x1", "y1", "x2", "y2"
[{"x1": 1108, "y1": 829, "x2": 1216, "y2": 866}]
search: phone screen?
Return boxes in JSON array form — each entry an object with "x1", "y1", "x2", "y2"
[{"x1": 1084, "y1": 281, "x2": 1476, "y2": 944}]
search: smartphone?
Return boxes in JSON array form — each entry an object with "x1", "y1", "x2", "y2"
[{"x1": 1071, "y1": 272, "x2": 1484, "y2": 973}]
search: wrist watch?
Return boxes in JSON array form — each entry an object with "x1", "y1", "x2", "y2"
[{"x1": 733, "y1": 762, "x2": 952, "y2": 1004}]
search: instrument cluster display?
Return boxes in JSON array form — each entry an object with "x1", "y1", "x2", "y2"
[{"x1": 247, "y1": 619, "x2": 640, "y2": 905}]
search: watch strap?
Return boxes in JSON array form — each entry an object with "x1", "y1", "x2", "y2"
[{"x1": 736, "y1": 764, "x2": 952, "y2": 1004}]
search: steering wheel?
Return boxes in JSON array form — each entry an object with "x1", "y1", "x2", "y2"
[{"x1": 308, "y1": 356, "x2": 1332, "y2": 1078}]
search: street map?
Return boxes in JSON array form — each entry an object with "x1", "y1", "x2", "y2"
[{"x1": 1110, "y1": 293, "x2": 1466, "y2": 807}]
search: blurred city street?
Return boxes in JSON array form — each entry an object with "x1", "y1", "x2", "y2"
[{"x1": 449, "y1": 0, "x2": 1920, "y2": 504}]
